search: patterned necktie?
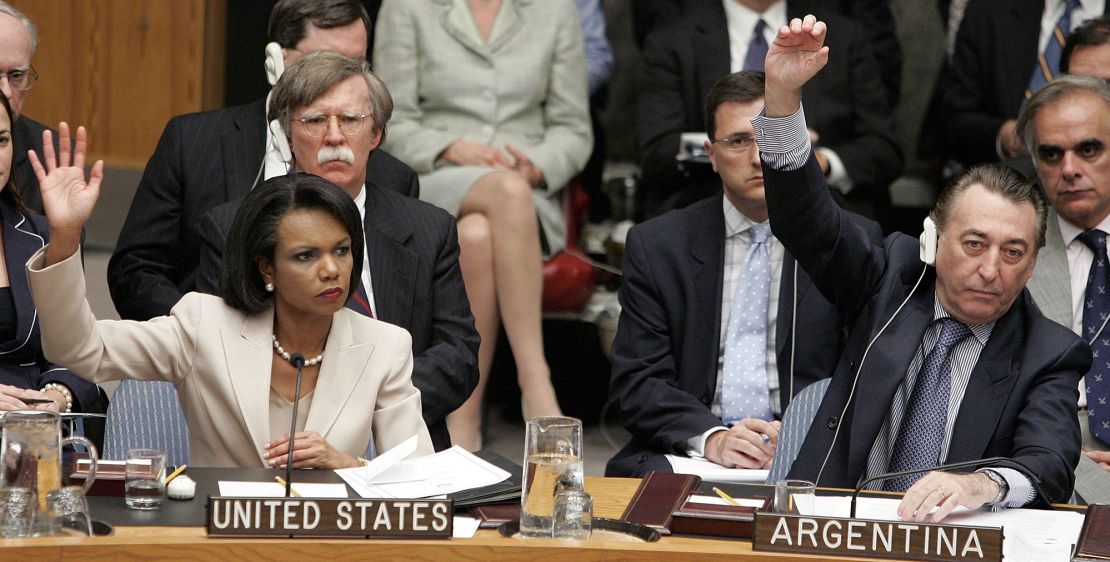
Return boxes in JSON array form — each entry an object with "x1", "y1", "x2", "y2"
[
  {"x1": 1078, "y1": 230, "x2": 1110, "y2": 445},
  {"x1": 744, "y1": 19, "x2": 768, "y2": 71},
  {"x1": 346, "y1": 281, "x2": 374, "y2": 318},
  {"x1": 1026, "y1": 0, "x2": 1080, "y2": 98},
  {"x1": 720, "y1": 223, "x2": 774, "y2": 425},
  {"x1": 884, "y1": 318, "x2": 973, "y2": 491}
]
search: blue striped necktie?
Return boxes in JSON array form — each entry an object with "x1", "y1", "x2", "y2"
[
  {"x1": 1026, "y1": 0, "x2": 1080, "y2": 98},
  {"x1": 884, "y1": 318, "x2": 972, "y2": 491},
  {"x1": 1078, "y1": 230, "x2": 1110, "y2": 445},
  {"x1": 744, "y1": 20, "x2": 769, "y2": 71}
]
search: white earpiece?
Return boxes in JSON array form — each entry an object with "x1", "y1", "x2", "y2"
[
  {"x1": 919, "y1": 216, "x2": 938, "y2": 266},
  {"x1": 269, "y1": 119, "x2": 292, "y2": 164},
  {"x1": 264, "y1": 42, "x2": 285, "y2": 86}
]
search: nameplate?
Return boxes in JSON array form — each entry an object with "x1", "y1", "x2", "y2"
[
  {"x1": 752, "y1": 512, "x2": 1002, "y2": 562},
  {"x1": 206, "y1": 497, "x2": 454, "y2": 538}
]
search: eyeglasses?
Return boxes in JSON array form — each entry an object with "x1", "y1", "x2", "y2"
[
  {"x1": 0, "y1": 66, "x2": 37, "y2": 92},
  {"x1": 295, "y1": 113, "x2": 371, "y2": 137},
  {"x1": 711, "y1": 134, "x2": 756, "y2": 152}
]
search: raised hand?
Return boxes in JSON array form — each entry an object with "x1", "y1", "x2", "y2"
[
  {"x1": 764, "y1": 15, "x2": 829, "y2": 117},
  {"x1": 28, "y1": 122, "x2": 103, "y2": 265}
]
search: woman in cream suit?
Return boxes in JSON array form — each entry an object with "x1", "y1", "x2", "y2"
[
  {"x1": 374, "y1": 0, "x2": 592, "y2": 450},
  {"x1": 25, "y1": 130, "x2": 432, "y2": 468}
]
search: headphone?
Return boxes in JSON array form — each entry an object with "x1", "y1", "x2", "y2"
[
  {"x1": 251, "y1": 42, "x2": 294, "y2": 190},
  {"x1": 919, "y1": 216, "x2": 937, "y2": 266},
  {"x1": 264, "y1": 42, "x2": 285, "y2": 87}
]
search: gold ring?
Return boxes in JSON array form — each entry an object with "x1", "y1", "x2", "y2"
[{"x1": 934, "y1": 489, "x2": 945, "y2": 496}]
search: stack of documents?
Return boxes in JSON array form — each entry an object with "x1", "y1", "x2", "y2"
[
  {"x1": 336, "y1": 436, "x2": 514, "y2": 502},
  {"x1": 666, "y1": 455, "x2": 770, "y2": 483}
]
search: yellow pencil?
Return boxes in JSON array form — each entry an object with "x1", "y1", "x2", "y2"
[
  {"x1": 274, "y1": 476, "x2": 302, "y2": 497},
  {"x1": 164, "y1": 464, "x2": 187, "y2": 484},
  {"x1": 713, "y1": 486, "x2": 741, "y2": 506}
]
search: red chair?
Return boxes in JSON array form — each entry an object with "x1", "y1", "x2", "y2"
[{"x1": 542, "y1": 178, "x2": 598, "y2": 313}]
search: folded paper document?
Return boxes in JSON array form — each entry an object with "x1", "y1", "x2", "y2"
[{"x1": 337, "y1": 444, "x2": 510, "y2": 499}]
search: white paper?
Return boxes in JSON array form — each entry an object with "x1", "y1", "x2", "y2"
[
  {"x1": 797, "y1": 494, "x2": 1083, "y2": 561},
  {"x1": 665, "y1": 455, "x2": 769, "y2": 483},
  {"x1": 337, "y1": 446, "x2": 510, "y2": 499},
  {"x1": 359, "y1": 434, "x2": 419, "y2": 482},
  {"x1": 686, "y1": 494, "x2": 766, "y2": 508},
  {"x1": 452, "y1": 516, "x2": 481, "y2": 539},
  {"x1": 218, "y1": 481, "x2": 349, "y2": 498}
]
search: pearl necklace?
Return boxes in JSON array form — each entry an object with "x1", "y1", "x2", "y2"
[{"x1": 271, "y1": 334, "x2": 324, "y2": 367}]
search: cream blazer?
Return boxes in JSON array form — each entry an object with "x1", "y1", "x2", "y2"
[{"x1": 27, "y1": 248, "x2": 433, "y2": 467}]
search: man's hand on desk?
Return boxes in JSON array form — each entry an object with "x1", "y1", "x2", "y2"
[
  {"x1": 704, "y1": 418, "x2": 780, "y2": 469},
  {"x1": 1084, "y1": 449, "x2": 1110, "y2": 470},
  {"x1": 897, "y1": 471, "x2": 998, "y2": 523}
]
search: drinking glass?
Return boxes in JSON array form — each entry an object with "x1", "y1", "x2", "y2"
[
  {"x1": 125, "y1": 449, "x2": 166, "y2": 510},
  {"x1": 520, "y1": 416, "x2": 583, "y2": 538},
  {"x1": 773, "y1": 479, "x2": 816, "y2": 514},
  {"x1": 46, "y1": 486, "x2": 93, "y2": 536},
  {"x1": 552, "y1": 489, "x2": 592, "y2": 539}
]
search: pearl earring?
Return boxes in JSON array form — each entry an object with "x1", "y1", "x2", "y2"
[{"x1": 265, "y1": 283, "x2": 274, "y2": 292}]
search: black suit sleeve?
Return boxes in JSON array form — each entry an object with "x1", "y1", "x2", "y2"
[
  {"x1": 194, "y1": 208, "x2": 231, "y2": 296},
  {"x1": 107, "y1": 119, "x2": 190, "y2": 320},
  {"x1": 609, "y1": 226, "x2": 723, "y2": 455},
  {"x1": 410, "y1": 216, "x2": 479, "y2": 427}
]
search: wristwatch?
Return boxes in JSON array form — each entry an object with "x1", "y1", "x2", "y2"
[{"x1": 981, "y1": 469, "x2": 1009, "y2": 506}]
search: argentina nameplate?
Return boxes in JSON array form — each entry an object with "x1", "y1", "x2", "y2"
[
  {"x1": 207, "y1": 497, "x2": 454, "y2": 538},
  {"x1": 752, "y1": 512, "x2": 1002, "y2": 562}
]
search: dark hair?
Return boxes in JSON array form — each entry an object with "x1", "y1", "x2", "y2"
[
  {"x1": 704, "y1": 71, "x2": 765, "y2": 139},
  {"x1": 268, "y1": 50, "x2": 393, "y2": 149},
  {"x1": 1062, "y1": 16, "x2": 1110, "y2": 74},
  {"x1": 268, "y1": 0, "x2": 370, "y2": 50},
  {"x1": 221, "y1": 173, "x2": 364, "y2": 314},
  {"x1": 929, "y1": 164, "x2": 1048, "y2": 250},
  {"x1": 1016, "y1": 74, "x2": 1110, "y2": 156},
  {"x1": 0, "y1": 91, "x2": 28, "y2": 212}
]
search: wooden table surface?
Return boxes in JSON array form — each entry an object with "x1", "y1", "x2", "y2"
[{"x1": 0, "y1": 477, "x2": 900, "y2": 561}]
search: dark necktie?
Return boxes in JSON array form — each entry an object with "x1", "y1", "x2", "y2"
[
  {"x1": 744, "y1": 19, "x2": 768, "y2": 71},
  {"x1": 346, "y1": 281, "x2": 374, "y2": 318},
  {"x1": 1078, "y1": 230, "x2": 1110, "y2": 445},
  {"x1": 884, "y1": 318, "x2": 973, "y2": 491},
  {"x1": 1026, "y1": 0, "x2": 1080, "y2": 98}
]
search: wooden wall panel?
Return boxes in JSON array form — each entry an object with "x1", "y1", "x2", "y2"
[{"x1": 9, "y1": 0, "x2": 225, "y2": 169}]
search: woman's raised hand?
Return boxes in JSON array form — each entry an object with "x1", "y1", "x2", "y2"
[{"x1": 28, "y1": 122, "x2": 103, "y2": 264}]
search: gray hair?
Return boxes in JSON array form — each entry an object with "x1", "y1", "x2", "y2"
[
  {"x1": 929, "y1": 164, "x2": 1048, "y2": 250},
  {"x1": 0, "y1": 1, "x2": 37, "y2": 56},
  {"x1": 267, "y1": 50, "x2": 392, "y2": 147},
  {"x1": 1017, "y1": 74, "x2": 1110, "y2": 156}
]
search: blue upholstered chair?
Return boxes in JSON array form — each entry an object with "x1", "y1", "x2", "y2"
[
  {"x1": 766, "y1": 378, "x2": 832, "y2": 484},
  {"x1": 103, "y1": 380, "x2": 190, "y2": 467}
]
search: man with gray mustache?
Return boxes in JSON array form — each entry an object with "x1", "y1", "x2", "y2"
[{"x1": 194, "y1": 51, "x2": 479, "y2": 452}]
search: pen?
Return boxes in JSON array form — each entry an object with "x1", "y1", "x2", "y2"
[
  {"x1": 165, "y1": 464, "x2": 188, "y2": 484},
  {"x1": 713, "y1": 486, "x2": 741, "y2": 506},
  {"x1": 274, "y1": 476, "x2": 302, "y2": 497},
  {"x1": 21, "y1": 398, "x2": 54, "y2": 405}
]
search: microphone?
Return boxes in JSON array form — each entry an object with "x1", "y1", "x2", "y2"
[
  {"x1": 850, "y1": 456, "x2": 1049, "y2": 518},
  {"x1": 284, "y1": 352, "x2": 306, "y2": 498}
]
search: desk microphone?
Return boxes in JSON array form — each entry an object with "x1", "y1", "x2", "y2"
[
  {"x1": 284, "y1": 352, "x2": 306, "y2": 498},
  {"x1": 850, "y1": 456, "x2": 1048, "y2": 518}
]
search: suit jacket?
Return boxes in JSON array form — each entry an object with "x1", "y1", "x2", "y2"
[
  {"x1": 1027, "y1": 209, "x2": 1073, "y2": 328},
  {"x1": 29, "y1": 249, "x2": 434, "y2": 467},
  {"x1": 636, "y1": 0, "x2": 902, "y2": 215},
  {"x1": 605, "y1": 194, "x2": 860, "y2": 477},
  {"x1": 193, "y1": 185, "x2": 479, "y2": 452},
  {"x1": 941, "y1": 0, "x2": 1110, "y2": 167},
  {"x1": 106, "y1": 99, "x2": 420, "y2": 322},
  {"x1": 10, "y1": 115, "x2": 66, "y2": 214},
  {"x1": 374, "y1": 0, "x2": 593, "y2": 252},
  {"x1": 767, "y1": 155, "x2": 1091, "y2": 503},
  {"x1": 0, "y1": 197, "x2": 106, "y2": 414}
]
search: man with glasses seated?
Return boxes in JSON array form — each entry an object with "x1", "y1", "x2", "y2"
[
  {"x1": 606, "y1": 71, "x2": 868, "y2": 477},
  {"x1": 0, "y1": 1, "x2": 55, "y2": 212}
]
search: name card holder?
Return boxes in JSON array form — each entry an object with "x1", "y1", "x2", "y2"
[
  {"x1": 752, "y1": 512, "x2": 1002, "y2": 562},
  {"x1": 207, "y1": 497, "x2": 454, "y2": 538}
]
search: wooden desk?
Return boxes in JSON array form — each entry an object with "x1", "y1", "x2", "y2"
[{"x1": 0, "y1": 477, "x2": 881, "y2": 561}]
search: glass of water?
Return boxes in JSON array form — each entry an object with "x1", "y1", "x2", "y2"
[
  {"x1": 0, "y1": 487, "x2": 35, "y2": 537},
  {"x1": 125, "y1": 448, "x2": 166, "y2": 510},
  {"x1": 553, "y1": 489, "x2": 592, "y2": 539},
  {"x1": 520, "y1": 416, "x2": 584, "y2": 538}
]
